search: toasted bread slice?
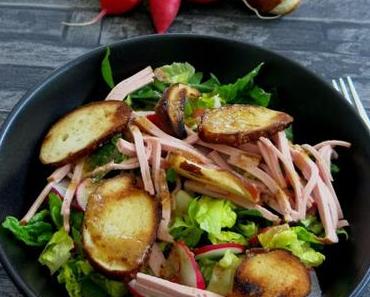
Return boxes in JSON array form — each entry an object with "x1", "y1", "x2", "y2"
[
  {"x1": 229, "y1": 249, "x2": 310, "y2": 297},
  {"x1": 168, "y1": 153, "x2": 259, "y2": 203},
  {"x1": 199, "y1": 104, "x2": 293, "y2": 146},
  {"x1": 83, "y1": 175, "x2": 160, "y2": 278},
  {"x1": 155, "y1": 84, "x2": 200, "y2": 138},
  {"x1": 40, "y1": 101, "x2": 132, "y2": 166}
]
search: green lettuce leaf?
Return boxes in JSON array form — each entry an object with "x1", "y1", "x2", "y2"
[
  {"x1": 48, "y1": 193, "x2": 63, "y2": 229},
  {"x1": 209, "y1": 231, "x2": 247, "y2": 245},
  {"x1": 191, "y1": 197, "x2": 237, "y2": 235},
  {"x1": 207, "y1": 250, "x2": 242, "y2": 295},
  {"x1": 2, "y1": 210, "x2": 53, "y2": 247},
  {"x1": 87, "y1": 134, "x2": 126, "y2": 170},
  {"x1": 215, "y1": 63, "x2": 268, "y2": 105},
  {"x1": 258, "y1": 224, "x2": 325, "y2": 267},
  {"x1": 169, "y1": 216, "x2": 203, "y2": 248},
  {"x1": 58, "y1": 259, "x2": 93, "y2": 297},
  {"x1": 101, "y1": 47, "x2": 115, "y2": 89},
  {"x1": 88, "y1": 273, "x2": 127, "y2": 297},
  {"x1": 198, "y1": 258, "x2": 217, "y2": 284},
  {"x1": 155, "y1": 62, "x2": 195, "y2": 84},
  {"x1": 166, "y1": 168, "x2": 177, "y2": 183},
  {"x1": 189, "y1": 73, "x2": 221, "y2": 93},
  {"x1": 39, "y1": 229, "x2": 74, "y2": 274},
  {"x1": 184, "y1": 93, "x2": 222, "y2": 118},
  {"x1": 300, "y1": 215, "x2": 324, "y2": 236},
  {"x1": 237, "y1": 221, "x2": 258, "y2": 239},
  {"x1": 174, "y1": 190, "x2": 193, "y2": 217},
  {"x1": 70, "y1": 211, "x2": 84, "y2": 254}
]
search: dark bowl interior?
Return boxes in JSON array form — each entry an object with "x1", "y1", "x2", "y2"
[{"x1": 0, "y1": 34, "x2": 369, "y2": 297}]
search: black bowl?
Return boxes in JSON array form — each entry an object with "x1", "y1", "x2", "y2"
[{"x1": 0, "y1": 34, "x2": 369, "y2": 297}]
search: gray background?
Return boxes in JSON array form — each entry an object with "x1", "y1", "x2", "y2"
[{"x1": 0, "y1": 0, "x2": 369, "y2": 296}]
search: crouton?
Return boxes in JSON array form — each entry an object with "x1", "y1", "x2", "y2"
[
  {"x1": 168, "y1": 153, "x2": 259, "y2": 203},
  {"x1": 229, "y1": 249, "x2": 310, "y2": 297},
  {"x1": 40, "y1": 101, "x2": 132, "y2": 166},
  {"x1": 83, "y1": 175, "x2": 160, "y2": 278},
  {"x1": 155, "y1": 84, "x2": 200, "y2": 138},
  {"x1": 199, "y1": 105, "x2": 293, "y2": 146}
]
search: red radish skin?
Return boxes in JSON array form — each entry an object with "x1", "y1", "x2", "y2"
[
  {"x1": 63, "y1": 0, "x2": 141, "y2": 26},
  {"x1": 51, "y1": 179, "x2": 84, "y2": 212},
  {"x1": 194, "y1": 243, "x2": 245, "y2": 259},
  {"x1": 175, "y1": 241, "x2": 206, "y2": 289},
  {"x1": 149, "y1": 0, "x2": 181, "y2": 33},
  {"x1": 75, "y1": 178, "x2": 98, "y2": 211},
  {"x1": 128, "y1": 281, "x2": 144, "y2": 297}
]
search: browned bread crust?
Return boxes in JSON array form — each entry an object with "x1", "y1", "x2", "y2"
[
  {"x1": 229, "y1": 249, "x2": 311, "y2": 297},
  {"x1": 82, "y1": 175, "x2": 160, "y2": 278},
  {"x1": 198, "y1": 104, "x2": 293, "y2": 146},
  {"x1": 40, "y1": 101, "x2": 132, "y2": 166}
]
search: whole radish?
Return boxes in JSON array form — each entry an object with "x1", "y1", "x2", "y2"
[
  {"x1": 149, "y1": 0, "x2": 181, "y2": 33},
  {"x1": 63, "y1": 0, "x2": 141, "y2": 26}
]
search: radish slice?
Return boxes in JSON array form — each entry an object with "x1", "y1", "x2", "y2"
[
  {"x1": 75, "y1": 178, "x2": 99, "y2": 211},
  {"x1": 194, "y1": 243, "x2": 245, "y2": 259},
  {"x1": 50, "y1": 179, "x2": 70, "y2": 199},
  {"x1": 174, "y1": 241, "x2": 206, "y2": 289},
  {"x1": 128, "y1": 280, "x2": 144, "y2": 297}
]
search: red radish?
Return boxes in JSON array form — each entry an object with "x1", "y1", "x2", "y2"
[
  {"x1": 174, "y1": 241, "x2": 206, "y2": 289},
  {"x1": 194, "y1": 243, "x2": 245, "y2": 259},
  {"x1": 51, "y1": 179, "x2": 84, "y2": 211},
  {"x1": 128, "y1": 280, "x2": 144, "y2": 297},
  {"x1": 50, "y1": 179, "x2": 70, "y2": 199},
  {"x1": 63, "y1": 0, "x2": 141, "y2": 26},
  {"x1": 75, "y1": 178, "x2": 98, "y2": 211},
  {"x1": 149, "y1": 0, "x2": 181, "y2": 33}
]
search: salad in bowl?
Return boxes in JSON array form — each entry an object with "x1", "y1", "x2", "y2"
[{"x1": 1, "y1": 52, "x2": 350, "y2": 297}]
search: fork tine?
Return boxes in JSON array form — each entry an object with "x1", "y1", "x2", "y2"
[
  {"x1": 339, "y1": 78, "x2": 352, "y2": 102},
  {"x1": 332, "y1": 79, "x2": 340, "y2": 92},
  {"x1": 333, "y1": 78, "x2": 352, "y2": 105},
  {"x1": 346, "y1": 76, "x2": 370, "y2": 129}
]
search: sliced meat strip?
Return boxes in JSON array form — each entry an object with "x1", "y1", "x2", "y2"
[
  {"x1": 105, "y1": 66, "x2": 154, "y2": 100},
  {"x1": 314, "y1": 140, "x2": 351, "y2": 150},
  {"x1": 131, "y1": 125, "x2": 155, "y2": 195},
  {"x1": 21, "y1": 164, "x2": 71, "y2": 224},
  {"x1": 208, "y1": 150, "x2": 233, "y2": 170},
  {"x1": 116, "y1": 138, "x2": 136, "y2": 157},
  {"x1": 62, "y1": 161, "x2": 84, "y2": 232}
]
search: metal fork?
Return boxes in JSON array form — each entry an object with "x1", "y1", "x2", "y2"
[{"x1": 332, "y1": 77, "x2": 370, "y2": 129}]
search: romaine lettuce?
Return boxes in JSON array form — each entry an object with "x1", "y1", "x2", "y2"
[
  {"x1": 207, "y1": 250, "x2": 241, "y2": 295},
  {"x1": 2, "y1": 210, "x2": 53, "y2": 247},
  {"x1": 155, "y1": 62, "x2": 195, "y2": 84},
  {"x1": 39, "y1": 229, "x2": 74, "y2": 274},
  {"x1": 258, "y1": 224, "x2": 325, "y2": 267}
]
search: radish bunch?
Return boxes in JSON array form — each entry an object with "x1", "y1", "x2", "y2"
[{"x1": 64, "y1": 0, "x2": 300, "y2": 33}]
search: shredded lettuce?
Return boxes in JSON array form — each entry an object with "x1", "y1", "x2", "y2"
[
  {"x1": 184, "y1": 93, "x2": 222, "y2": 118},
  {"x1": 154, "y1": 62, "x2": 195, "y2": 84},
  {"x1": 300, "y1": 215, "x2": 324, "y2": 236},
  {"x1": 207, "y1": 250, "x2": 242, "y2": 295},
  {"x1": 237, "y1": 221, "x2": 258, "y2": 239},
  {"x1": 209, "y1": 231, "x2": 247, "y2": 245},
  {"x1": 170, "y1": 196, "x2": 246, "y2": 246},
  {"x1": 58, "y1": 259, "x2": 127, "y2": 297},
  {"x1": 198, "y1": 258, "x2": 217, "y2": 284},
  {"x1": 169, "y1": 216, "x2": 203, "y2": 248},
  {"x1": 48, "y1": 193, "x2": 63, "y2": 229},
  {"x1": 39, "y1": 229, "x2": 74, "y2": 274},
  {"x1": 2, "y1": 210, "x2": 53, "y2": 247},
  {"x1": 87, "y1": 134, "x2": 125, "y2": 170},
  {"x1": 58, "y1": 259, "x2": 93, "y2": 297},
  {"x1": 191, "y1": 197, "x2": 237, "y2": 235},
  {"x1": 258, "y1": 224, "x2": 325, "y2": 267},
  {"x1": 101, "y1": 47, "x2": 115, "y2": 89}
]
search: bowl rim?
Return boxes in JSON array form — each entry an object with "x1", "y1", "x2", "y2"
[{"x1": 0, "y1": 33, "x2": 369, "y2": 297}]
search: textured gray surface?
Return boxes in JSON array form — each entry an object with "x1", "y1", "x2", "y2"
[{"x1": 0, "y1": 0, "x2": 369, "y2": 296}]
